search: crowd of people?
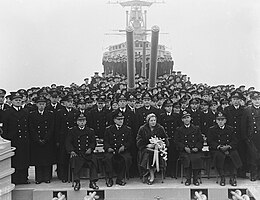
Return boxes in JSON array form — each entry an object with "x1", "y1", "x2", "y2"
[
  {"x1": 102, "y1": 53, "x2": 174, "y2": 77},
  {"x1": 0, "y1": 70, "x2": 260, "y2": 192}
]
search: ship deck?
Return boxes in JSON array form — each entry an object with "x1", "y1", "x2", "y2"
[{"x1": 12, "y1": 166, "x2": 260, "y2": 200}]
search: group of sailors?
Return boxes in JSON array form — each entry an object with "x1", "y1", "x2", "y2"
[{"x1": 0, "y1": 71, "x2": 260, "y2": 191}]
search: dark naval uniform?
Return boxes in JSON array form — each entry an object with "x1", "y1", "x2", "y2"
[
  {"x1": 200, "y1": 110, "x2": 215, "y2": 137},
  {"x1": 2, "y1": 106, "x2": 30, "y2": 184},
  {"x1": 65, "y1": 126, "x2": 98, "y2": 185},
  {"x1": 56, "y1": 107, "x2": 79, "y2": 181},
  {"x1": 117, "y1": 107, "x2": 138, "y2": 177},
  {"x1": 175, "y1": 123, "x2": 203, "y2": 183},
  {"x1": 29, "y1": 109, "x2": 55, "y2": 183},
  {"x1": 208, "y1": 125, "x2": 242, "y2": 178},
  {"x1": 136, "y1": 105, "x2": 159, "y2": 127},
  {"x1": 159, "y1": 111, "x2": 182, "y2": 177},
  {"x1": 189, "y1": 109, "x2": 201, "y2": 127},
  {"x1": 89, "y1": 107, "x2": 108, "y2": 139},
  {"x1": 103, "y1": 123, "x2": 133, "y2": 185},
  {"x1": 241, "y1": 104, "x2": 260, "y2": 180},
  {"x1": 225, "y1": 104, "x2": 247, "y2": 176}
]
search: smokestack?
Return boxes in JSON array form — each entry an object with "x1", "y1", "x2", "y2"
[
  {"x1": 126, "y1": 26, "x2": 135, "y2": 92},
  {"x1": 148, "y1": 25, "x2": 159, "y2": 89}
]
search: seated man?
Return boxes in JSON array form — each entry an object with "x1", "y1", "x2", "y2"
[
  {"x1": 66, "y1": 114, "x2": 99, "y2": 191},
  {"x1": 175, "y1": 110, "x2": 204, "y2": 186},
  {"x1": 208, "y1": 111, "x2": 242, "y2": 186},
  {"x1": 103, "y1": 110, "x2": 133, "y2": 187}
]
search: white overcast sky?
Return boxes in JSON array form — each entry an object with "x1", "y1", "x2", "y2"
[{"x1": 0, "y1": 0, "x2": 260, "y2": 92}]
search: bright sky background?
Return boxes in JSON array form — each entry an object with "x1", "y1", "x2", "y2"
[{"x1": 0, "y1": 0, "x2": 260, "y2": 93}]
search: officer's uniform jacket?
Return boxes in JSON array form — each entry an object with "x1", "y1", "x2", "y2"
[
  {"x1": 55, "y1": 107, "x2": 79, "y2": 164},
  {"x1": 104, "y1": 124, "x2": 133, "y2": 153},
  {"x1": 29, "y1": 110, "x2": 55, "y2": 166},
  {"x1": 2, "y1": 107, "x2": 30, "y2": 169},
  {"x1": 187, "y1": 108, "x2": 201, "y2": 127},
  {"x1": 200, "y1": 110, "x2": 215, "y2": 136},
  {"x1": 65, "y1": 126, "x2": 98, "y2": 170},
  {"x1": 136, "y1": 106, "x2": 159, "y2": 127},
  {"x1": 175, "y1": 124, "x2": 203, "y2": 169},
  {"x1": 225, "y1": 105, "x2": 244, "y2": 140},
  {"x1": 89, "y1": 107, "x2": 108, "y2": 139},
  {"x1": 207, "y1": 125, "x2": 242, "y2": 169},
  {"x1": 104, "y1": 124, "x2": 133, "y2": 172},
  {"x1": 159, "y1": 111, "x2": 181, "y2": 140},
  {"x1": 241, "y1": 105, "x2": 260, "y2": 162}
]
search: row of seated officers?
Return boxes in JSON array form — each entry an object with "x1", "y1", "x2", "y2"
[{"x1": 1, "y1": 90, "x2": 260, "y2": 191}]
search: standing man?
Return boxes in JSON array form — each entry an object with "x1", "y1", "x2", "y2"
[
  {"x1": 241, "y1": 91, "x2": 260, "y2": 181},
  {"x1": 56, "y1": 95, "x2": 79, "y2": 182},
  {"x1": 225, "y1": 91, "x2": 247, "y2": 178},
  {"x1": 116, "y1": 94, "x2": 137, "y2": 177},
  {"x1": 187, "y1": 98, "x2": 201, "y2": 127},
  {"x1": 136, "y1": 92, "x2": 158, "y2": 128},
  {"x1": 175, "y1": 110, "x2": 203, "y2": 186},
  {"x1": 0, "y1": 89, "x2": 8, "y2": 127},
  {"x1": 89, "y1": 96, "x2": 108, "y2": 139},
  {"x1": 159, "y1": 99, "x2": 182, "y2": 178},
  {"x1": 103, "y1": 110, "x2": 133, "y2": 187},
  {"x1": 2, "y1": 92, "x2": 30, "y2": 184},
  {"x1": 66, "y1": 114, "x2": 99, "y2": 191},
  {"x1": 29, "y1": 96, "x2": 55, "y2": 184},
  {"x1": 200, "y1": 99, "x2": 215, "y2": 140}
]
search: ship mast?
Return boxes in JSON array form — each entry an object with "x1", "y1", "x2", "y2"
[{"x1": 109, "y1": 0, "x2": 163, "y2": 41}]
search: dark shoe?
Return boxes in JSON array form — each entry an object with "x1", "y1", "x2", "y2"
[
  {"x1": 146, "y1": 179, "x2": 154, "y2": 185},
  {"x1": 250, "y1": 177, "x2": 256, "y2": 181},
  {"x1": 193, "y1": 179, "x2": 200, "y2": 186},
  {"x1": 74, "y1": 181, "x2": 81, "y2": 191},
  {"x1": 35, "y1": 181, "x2": 41, "y2": 184},
  {"x1": 45, "y1": 180, "x2": 51, "y2": 184},
  {"x1": 106, "y1": 178, "x2": 113, "y2": 187},
  {"x1": 89, "y1": 181, "x2": 99, "y2": 190},
  {"x1": 116, "y1": 179, "x2": 126, "y2": 186},
  {"x1": 185, "y1": 179, "x2": 191, "y2": 186},
  {"x1": 220, "y1": 177, "x2": 225, "y2": 186},
  {"x1": 229, "y1": 177, "x2": 237, "y2": 186},
  {"x1": 61, "y1": 180, "x2": 67, "y2": 183}
]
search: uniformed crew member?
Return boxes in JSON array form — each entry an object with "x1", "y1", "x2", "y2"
[
  {"x1": 200, "y1": 99, "x2": 215, "y2": 139},
  {"x1": 89, "y1": 96, "x2": 108, "y2": 139},
  {"x1": 55, "y1": 95, "x2": 79, "y2": 182},
  {"x1": 241, "y1": 91, "x2": 260, "y2": 181},
  {"x1": 159, "y1": 98, "x2": 182, "y2": 178},
  {"x1": 225, "y1": 91, "x2": 247, "y2": 178},
  {"x1": 117, "y1": 94, "x2": 138, "y2": 177},
  {"x1": 0, "y1": 89, "x2": 9, "y2": 125},
  {"x1": 175, "y1": 110, "x2": 203, "y2": 186},
  {"x1": 29, "y1": 96, "x2": 55, "y2": 184},
  {"x1": 103, "y1": 110, "x2": 133, "y2": 187},
  {"x1": 2, "y1": 92, "x2": 30, "y2": 184},
  {"x1": 66, "y1": 114, "x2": 99, "y2": 191},
  {"x1": 187, "y1": 98, "x2": 201, "y2": 127},
  {"x1": 136, "y1": 92, "x2": 159, "y2": 128},
  {"x1": 208, "y1": 111, "x2": 242, "y2": 186}
]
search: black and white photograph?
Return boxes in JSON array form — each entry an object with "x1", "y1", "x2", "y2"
[{"x1": 0, "y1": 0, "x2": 259, "y2": 200}]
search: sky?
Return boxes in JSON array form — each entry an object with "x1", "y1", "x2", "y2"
[{"x1": 0, "y1": 0, "x2": 260, "y2": 93}]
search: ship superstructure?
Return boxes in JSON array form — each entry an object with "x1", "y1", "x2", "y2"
[{"x1": 102, "y1": 0, "x2": 173, "y2": 77}]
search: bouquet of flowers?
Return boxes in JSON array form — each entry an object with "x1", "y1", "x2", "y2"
[{"x1": 149, "y1": 136, "x2": 168, "y2": 171}]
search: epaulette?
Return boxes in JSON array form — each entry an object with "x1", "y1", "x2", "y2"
[{"x1": 126, "y1": 125, "x2": 131, "y2": 130}]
